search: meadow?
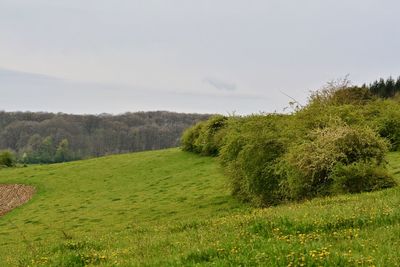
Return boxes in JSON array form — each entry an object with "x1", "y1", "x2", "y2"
[{"x1": 0, "y1": 148, "x2": 399, "y2": 266}]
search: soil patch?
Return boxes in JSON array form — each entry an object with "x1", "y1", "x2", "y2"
[{"x1": 0, "y1": 184, "x2": 36, "y2": 216}]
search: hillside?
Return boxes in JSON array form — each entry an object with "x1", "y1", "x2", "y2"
[
  {"x1": 0, "y1": 149, "x2": 400, "y2": 266},
  {"x1": 0, "y1": 111, "x2": 209, "y2": 163}
]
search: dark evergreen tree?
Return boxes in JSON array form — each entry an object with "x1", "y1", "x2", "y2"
[
  {"x1": 395, "y1": 77, "x2": 400, "y2": 94},
  {"x1": 367, "y1": 76, "x2": 400, "y2": 98},
  {"x1": 386, "y1": 77, "x2": 396, "y2": 97}
]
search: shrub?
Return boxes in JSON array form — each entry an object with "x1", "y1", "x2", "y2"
[
  {"x1": 330, "y1": 162, "x2": 396, "y2": 194},
  {"x1": 295, "y1": 103, "x2": 365, "y2": 132},
  {"x1": 181, "y1": 121, "x2": 206, "y2": 153},
  {"x1": 219, "y1": 115, "x2": 290, "y2": 205},
  {"x1": 304, "y1": 84, "x2": 400, "y2": 151},
  {"x1": 308, "y1": 78, "x2": 373, "y2": 107},
  {"x1": 0, "y1": 150, "x2": 16, "y2": 167},
  {"x1": 194, "y1": 115, "x2": 228, "y2": 156},
  {"x1": 378, "y1": 118, "x2": 400, "y2": 150},
  {"x1": 364, "y1": 100, "x2": 400, "y2": 151},
  {"x1": 280, "y1": 125, "x2": 390, "y2": 200},
  {"x1": 180, "y1": 80, "x2": 400, "y2": 207},
  {"x1": 181, "y1": 115, "x2": 228, "y2": 156},
  {"x1": 232, "y1": 137, "x2": 286, "y2": 205},
  {"x1": 329, "y1": 86, "x2": 374, "y2": 105}
]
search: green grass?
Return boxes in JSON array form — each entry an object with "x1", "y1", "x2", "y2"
[{"x1": 0, "y1": 148, "x2": 400, "y2": 266}]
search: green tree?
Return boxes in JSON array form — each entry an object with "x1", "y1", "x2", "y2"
[
  {"x1": 55, "y1": 139, "x2": 72, "y2": 163},
  {"x1": 38, "y1": 136, "x2": 55, "y2": 163}
]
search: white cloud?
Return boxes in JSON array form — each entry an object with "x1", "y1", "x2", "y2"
[{"x1": 203, "y1": 77, "x2": 237, "y2": 91}]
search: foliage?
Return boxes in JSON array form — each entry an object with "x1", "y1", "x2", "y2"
[
  {"x1": 330, "y1": 162, "x2": 396, "y2": 194},
  {"x1": 22, "y1": 137, "x2": 69, "y2": 164},
  {"x1": 366, "y1": 100, "x2": 400, "y2": 151},
  {"x1": 219, "y1": 115, "x2": 291, "y2": 205},
  {"x1": 55, "y1": 139, "x2": 73, "y2": 163},
  {"x1": 368, "y1": 76, "x2": 400, "y2": 98},
  {"x1": 280, "y1": 125, "x2": 391, "y2": 199},
  {"x1": 194, "y1": 115, "x2": 228, "y2": 156},
  {"x1": 308, "y1": 77, "x2": 374, "y2": 107},
  {"x1": 0, "y1": 150, "x2": 15, "y2": 167},
  {"x1": 0, "y1": 111, "x2": 209, "y2": 163},
  {"x1": 181, "y1": 115, "x2": 228, "y2": 156},
  {"x1": 297, "y1": 97, "x2": 400, "y2": 151},
  {"x1": 181, "y1": 121, "x2": 207, "y2": 153},
  {"x1": 181, "y1": 80, "x2": 400, "y2": 206}
]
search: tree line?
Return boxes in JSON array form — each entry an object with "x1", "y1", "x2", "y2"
[
  {"x1": 0, "y1": 111, "x2": 209, "y2": 164},
  {"x1": 365, "y1": 76, "x2": 400, "y2": 98}
]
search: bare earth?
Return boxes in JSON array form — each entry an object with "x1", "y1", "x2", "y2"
[{"x1": 0, "y1": 184, "x2": 35, "y2": 216}]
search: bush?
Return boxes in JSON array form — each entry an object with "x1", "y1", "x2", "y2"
[
  {"x1": 378, "y1": 118, "x2": 400, "y2": 150},
  {"x1": 180, "y1": 80, "x2": 400, "y2": 207},
  {"x1": 280, "y1": 125, "x2": 391, "y2": 200},
  {"x1": 181, "y1": 115, "x2": 228, "y2": 156},
  {"x1": 229, "y1": 136, "x2": 286, "y2": 205},
  {"x1": 365, "y1": 100, "x2": 400, "y2": 151},
  {"x1": 0, "y1": 150, "x2": 16, "y2": 167},
  {"x1": 194, "y1": 115, "x2": 228, "y2": 156},
  {"x1": 307, "y1": 78, "x2": 373, "y2": 107},
  {"x1": 330, "y1": 162, "x2": 396, "y2": 194},
  {"x1": 181, "y1": 121, "x2": 205, "y2": 153},
  {"x1": 298, "y1": 98, "x2": 400, "y2": 151},
  {"x1": 219, "y1": 115, "x2": 290, "y2": 205}
]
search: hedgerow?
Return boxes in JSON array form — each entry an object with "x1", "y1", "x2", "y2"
[
  {"x1": 181, "y1": 115, "x2": 228, "y2": 156},
  {"x1": 181, "y1": 82, "x2": 398, "y2": 206}
]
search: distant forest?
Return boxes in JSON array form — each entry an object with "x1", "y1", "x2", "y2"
[
  {"x1": 0, "y1": 111, "x2": 209, "y2": 163},
  {"x1": 365, "y1": 76, "x2": 400, "y2": 98}
]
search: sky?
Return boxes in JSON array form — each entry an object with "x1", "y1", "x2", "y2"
[{"x1": 1, "y1": 0, "x2": 400, "y2": 115}]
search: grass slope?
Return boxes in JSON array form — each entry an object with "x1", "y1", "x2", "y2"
[{"x1": 0, "y1": 148, "x2": 399, "y2": 266}]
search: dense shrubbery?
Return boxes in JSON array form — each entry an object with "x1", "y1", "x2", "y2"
[
  {"x1": 218, "y1": 115, "x2": 295, "y2": 205},
  {"x1": 0, "y1": 150, "x2": 16, "y2": 167},
  {"x1": 297, "y1": 97, "x2": 400, "y2": 151},
  {"x1": 330, "y1": 162, "x2": 396, "y2": 194},
  {"x1": 181, "y1": 115, "x2": 228, "y2": 156},
  {"x1": 182, "y1": 81, "x2": 398, "y2": 206},
  {"x1": 279, "y1": 125, "x2": 391, "y2": 200}
]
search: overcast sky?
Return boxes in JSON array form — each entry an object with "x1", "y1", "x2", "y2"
[{"x1": 1, "y1": 0, "x2": 400, "y2": 115}]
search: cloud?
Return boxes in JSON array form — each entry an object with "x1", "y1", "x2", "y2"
[
  {"x1": 203, "y1": 77, "x2": 237, "y2": 91},
  {"x1": 0, "y1": 68, "x2": 63, "y2": 83},
  {"x1": 0, "y1": 68, "x2": 274, "y2": 115}
]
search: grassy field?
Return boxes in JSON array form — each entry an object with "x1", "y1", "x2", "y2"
[{"x1": 0, "y1": 148, "x2": 400, "y2": 266}]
